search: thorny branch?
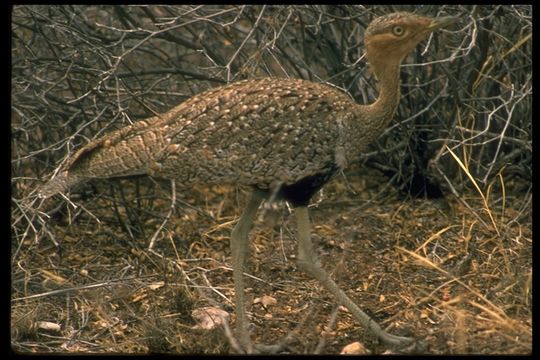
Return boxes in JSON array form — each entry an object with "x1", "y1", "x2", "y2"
[{"x1": 11, "y1": 7, "x2": 531, "y2": 354}]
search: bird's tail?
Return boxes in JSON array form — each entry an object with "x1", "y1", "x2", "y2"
[
  {"x1": 38, "y1": 171, "x2": 85, "y2": 199},
  {"x1": 37, "y1": 114, "x2": 168, "y2": 199}
]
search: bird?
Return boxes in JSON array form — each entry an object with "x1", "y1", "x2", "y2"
[{"x1": 38, "y1": 12, "x2": 458, "y2": 353}]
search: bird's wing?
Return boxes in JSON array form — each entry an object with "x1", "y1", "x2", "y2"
[{"x1": 152, "y1": 78, "x2": 352, "y2": 188}]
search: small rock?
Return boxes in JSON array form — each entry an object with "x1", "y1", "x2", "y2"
[
  {"x1": 340, "y1": 341, "x2": 369, "y2": 355},
  {"x1": 191, "y1": 307, "x2": 229, "y2": 330}
]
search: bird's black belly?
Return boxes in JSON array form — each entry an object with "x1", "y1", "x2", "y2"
[{"x1": 256, "y1": 164, "x2": 339, "y2": 207}]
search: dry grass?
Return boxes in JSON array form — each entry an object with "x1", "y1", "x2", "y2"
[{"x1": 11, "y1": 167, "x2": 531, "y2": 354}]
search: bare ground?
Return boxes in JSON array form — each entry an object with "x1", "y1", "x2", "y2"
[{"x1": 11, "y1": 168, "x2": 532, "y2": 354}]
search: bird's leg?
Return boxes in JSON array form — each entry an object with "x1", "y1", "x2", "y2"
[
  {"x1": 294, "y1": 206, "x2": 417, "y2": 350},
  {"x1": 230, "y1": 190, "x2": 263, "y2": 353}
]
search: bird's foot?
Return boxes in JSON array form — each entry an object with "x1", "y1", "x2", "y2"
[
  {"x1": 252, "y1": 343, "x2": 289, "y2": 354},
  {"x1": 234, "y1": 339, "x2": 288, "y2": 354},
  {"x1": 378, "y1": 331, "x2": 428, "y2": 353}
]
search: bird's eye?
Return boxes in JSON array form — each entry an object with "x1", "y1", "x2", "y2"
[{"x1": 392, "y1": 26, "x2": 405, "y2": 36}]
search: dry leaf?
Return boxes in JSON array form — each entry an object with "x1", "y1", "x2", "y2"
[
  {"x1": 191, "y1": 307, "x2": 229, "y2": 330},
  {"x1": 40, "y1": 269, "x2": 67, "y2": 284},
  {"x1": 147, "y1": 281, "x2": 165, "y2": 290},
  {"x1": 340, "y1": 341, "x2": 368, "y2": 355},
  {"x1": 253, "y1": 295, "x2": 277, "y2": 307},
  {"x1": 131, "y1": 291, "x2": 147, "y2": 303},
  {"x1": 36, "y1": 321, "x2": 61, "y2": 332}
]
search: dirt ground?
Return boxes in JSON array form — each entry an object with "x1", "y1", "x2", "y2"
[{"x1": 11, "y1": 167, "x2": 532, "y2": 354}]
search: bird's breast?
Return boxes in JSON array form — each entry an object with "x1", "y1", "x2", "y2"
[{"x1": 256, "y1": 162, "x2": 339, "y2": 207}]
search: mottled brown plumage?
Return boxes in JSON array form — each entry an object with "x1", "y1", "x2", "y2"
[
  {"x1": 39, "y1": 12, "x2": 458, "y2": 353},
  {"x1": 39, "y1": 78, "x2": 359, "y2": 199}
]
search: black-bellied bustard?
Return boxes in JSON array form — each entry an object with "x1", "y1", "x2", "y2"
[{"x1": 39, "y1": 12, "x2": 458, "y2": 353}]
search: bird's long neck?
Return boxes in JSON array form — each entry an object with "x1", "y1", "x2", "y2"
[
  {"x1": 364, "y1": 61, "x2": 401, "y2": 139},
  {"x1": 339, "y1": 59, "x2": 402, "y2": 167}
]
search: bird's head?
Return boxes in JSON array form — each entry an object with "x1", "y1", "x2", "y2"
[{"x1": 364, "y1": 12, "x2": 458, "y2": 67}]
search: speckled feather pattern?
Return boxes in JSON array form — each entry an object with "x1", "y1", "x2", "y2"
[{"x1": 39, "y1": 78, "x2": 369, "y2": 197}]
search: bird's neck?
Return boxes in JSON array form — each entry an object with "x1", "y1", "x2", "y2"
[
  {"x1": 339, "y1": 61, "x2": 402, "y2": 167},
  {"x1": 365, "y1": 61, "x2": 401, "y2": 136}
]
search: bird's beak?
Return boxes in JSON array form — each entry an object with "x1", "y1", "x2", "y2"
[{"x1": 428, "y1": 16, "x2": 459, "y2": 31}]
